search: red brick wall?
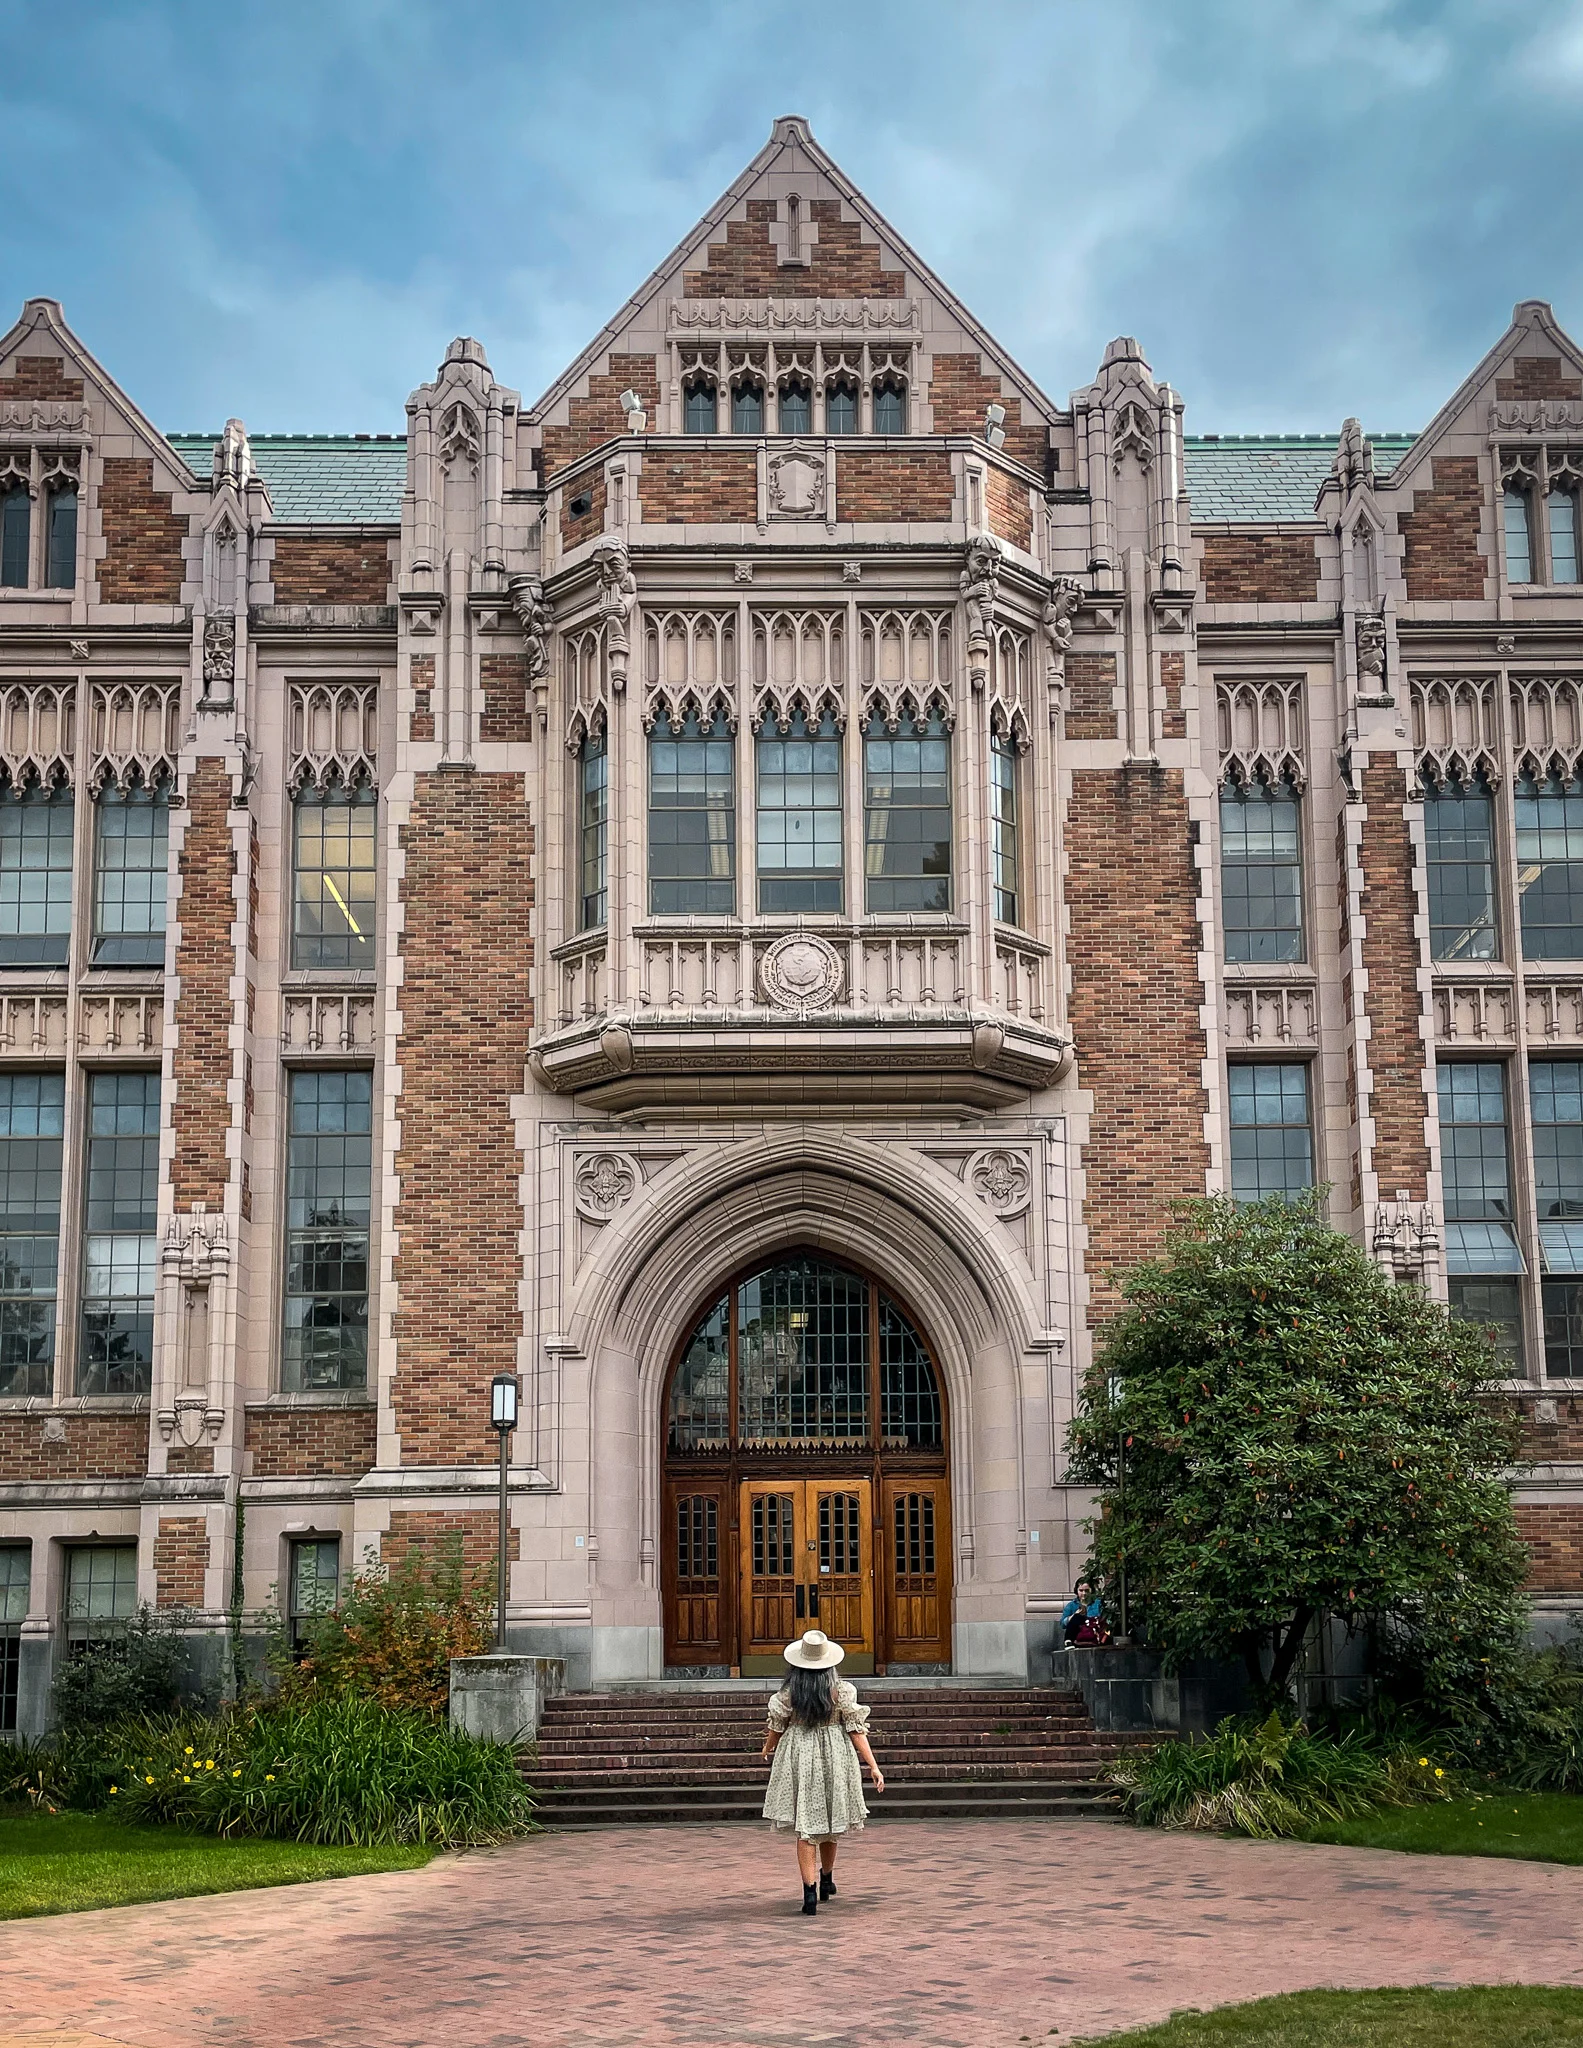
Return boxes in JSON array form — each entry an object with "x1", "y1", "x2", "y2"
[
  {"x1": 927, "y1": 354, "x2": 1047, "y2": 472},
  {"x1": 0, "y1": 355, "x2": 84, "y2": 401},
  {"x1": 834, "y1": 450, "x2": 954, "y2": 524},
  {"x1": 0, "y1": 1412, "x2": 147, "y2": 1481},
  {"x1": 98, "y1": 457, "x2": 187, "y2": 603},
  {"x1": 985, "y1": 465, "x2": 1033, "y2": 552},
  {"x1": 1402, "y1": 457, "x2": 1488, "y2": 601},
  {"x1": 411, "y1": 654, "x2": 435, "y2": 743},
  {"x1": 164, "y1": 1445, "x2": 214, "y2": 1476},
  {"x1": 1200, "y1": 533, "x2": 1319, "y2": 604},
  {"x1": 1512, "y1": 1396, "x2": 1583, "y2": 1462},
  {"x1": 1496, "y1": 357, "x2": 1583, "y2": 402},
  {"x1": 270, "y1": 534, "x2": 391, "y2": 605},
  {"x1": 559, "y1": 468, "x2": 607, "y2": 550},
  {"x1": 1515, "y1": 1504, "x2": 1583, "y2": 1592},
  {"x1": 172, "y1": 759, "x2": 236, "y2": 1211},
  {"x1": 383, "y1": 1508, "x2": 519, "y2": 1573},
  {"x1": 639, "y1": 450, "x2": 757, "y2": 525},
  {"x1": 1067, "y1": 767, "x2": 1210, "y2": 1322},
  {"x1": 683, "y1": 197, "x2": 901, "y2": 298},
  {"x1": 154, "y1": 1517, "x2": 208, "y2": 1608},
  {"x1": 1065, "y1": 652, "x2": 1118, "y2": 741},
  {"x1": 542, "y1": 353, "x2": 661, "y2": 479},
  {"x1": 480, "y1": 652, "x2": 532, "y2": 744},
  {"x1": 393, "y1": 771, "x2": 533, "y2": 1466},
  {"x1": 1359, "y1": 763, "x2": 1430, "y2": 1199},
  {"x1": 1160, "y1": 650, "x2": 1187, "y2": 740},
  {"x1": 245, "y1": 1405, "x2": 377, "y2": 1477}
]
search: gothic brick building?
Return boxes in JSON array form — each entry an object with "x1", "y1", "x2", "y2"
[{"x1": 2, "y1": 117, "x2": 1581, "y2": 1728}]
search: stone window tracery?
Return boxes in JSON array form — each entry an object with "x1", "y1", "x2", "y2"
[
  {"x1": 0, "y1": 449, "x2": 79, "y2": 592},
  {"x1": 858, "y1": 609, "x2": 954, "y2": 736},
  {"x1": 1501, "y1": 446, "x2": 1583, "y2": 588},
  {"x1": 642, "y1": 610, "x2": 739, "y2": 738}
]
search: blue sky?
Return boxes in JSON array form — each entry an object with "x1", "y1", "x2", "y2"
[{"x1": 5, "y1": 0, "x2": 1583, "y2": 437}]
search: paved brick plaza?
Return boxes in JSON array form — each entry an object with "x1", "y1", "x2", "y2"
[{"x1": 3, "y1": 1820, "x2": 1583, "y2": 2047}]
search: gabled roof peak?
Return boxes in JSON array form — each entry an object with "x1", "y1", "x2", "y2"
[{"x1": 770, "y1": 114, "x2": 813, "y2": 146}]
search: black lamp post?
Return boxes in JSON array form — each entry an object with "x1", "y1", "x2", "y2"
[{"x1": 490, "y1": 1372, "x2": 519, "y2": 1653}]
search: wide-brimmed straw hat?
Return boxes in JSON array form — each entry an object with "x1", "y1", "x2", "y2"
[{"x1": 783, "y1": 1628, "x2": 845, "y2": 1669}]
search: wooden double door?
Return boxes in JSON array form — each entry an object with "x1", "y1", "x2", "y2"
[{"x1": 664, "y1": 1471, "x2": 951, "y2": 1675}]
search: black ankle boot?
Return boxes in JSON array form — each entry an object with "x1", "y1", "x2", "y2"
[
  {"x1": 819, "y1": 1871, "x2": 837, "y2": 1899},
  {"x1": 801, "y1": 1882, "x2": 818, "y2": 1916}
]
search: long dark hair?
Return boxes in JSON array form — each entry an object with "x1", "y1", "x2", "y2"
[{"x1": 787, "y1": 1665, "x2": 837, "y2": 1727}]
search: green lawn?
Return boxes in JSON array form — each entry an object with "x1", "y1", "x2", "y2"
[
  {"x1": 1298, "y1": 1790, "x2": 1583, "y2": 1865},
  {"x1": 0, "y1": 1807, "x2": 435, "y2": 1918},
  {"x1": 1069, "y1": 1986, "x2": 1583, "y2": 2046}
]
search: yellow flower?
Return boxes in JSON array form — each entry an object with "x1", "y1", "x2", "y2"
[
  {"x1": 1418, "y1": 1757, "x2": 1429, "y2": 1767},
  {"x1": 184, "y1": 1746, "x2": 194, "y2": 1755},
  {"x1": 182, "y1": 1776, "x2": 191, "y2": 1784},
  {"x1": 205, "y1": 1760, "x2": 215, "y2": 1770},
  {"x1": 144, "y1": 1776, "x2": 154, "y2": 1785},
  {"x1": 265, "y1": 1773, "x2": 275, "y2": 1782},
  {"x1": 1435, "y1": 1767, "x2": 1445, "y2": 1779},
  {"x1": 232, "y1": 1769, "x2": 241, "y2": 1779},
  {"x1": 109, "y1": 1786, "x2": 118, "y2": 1795}
]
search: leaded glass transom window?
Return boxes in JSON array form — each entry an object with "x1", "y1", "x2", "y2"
[{"x1": 666, "y1": 1256, "x2": 943, "y2": 1453}]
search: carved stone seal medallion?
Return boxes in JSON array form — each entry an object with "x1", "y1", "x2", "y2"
[
  {"x1": 573, "y1": 1151, "x2": 639, "y2": 1222},
  {"x1": 966, "y1": 1147, "x2": 1033, "y2": 1220},
  {"x1": 760, "y1": 932, "x2": 843, "y2": 1011}
]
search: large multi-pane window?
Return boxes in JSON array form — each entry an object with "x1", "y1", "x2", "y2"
[
  {"x1": 0, "y1": 1547, "x2": 25, "y2": 1731},
  {"x1": 778, "y1": 381, "x2": 811, "y2": 435},
  {"x1": 1505, "y1": 488, "x2": 1535, "y2": 584},
  {"x1": 93, "y1": 782, "x2": 169, "y2": 965},
  {"x1": 283, "y1": 1070, "x2": 371, "y2": 1392},
  {"x1": 1220, "y1": 776, "x2": 1304, "y2": 963},
  {"x1": 0, "y1": 782, "x2": 73, "y2": 966},
  {"x1": 80, "y1": 1071, "x2": 160, "y2": 1396},
  {"x1": 1438, "y1": 1062, "x2": 1524, "y2": 1363},
  {"x1": 826, "y1": 382, "x2": 858, "y2": 435},
  {"x1": 45, "y1": 484, "x2": 76, "y2": 590},
  {"x1": 731, "y1": 381, "x2": 763, "y2": 435},
  {"x1": 648, "y1": 715, "x2": 735, "y2": 916},
  {"x1": 0, "y1": 1073, "x2": 63, "y2": 1400},
  {"x1": 1227, "y1": 1063, "x2": 1314, "y2": 1201},
  {"x1": 292, "y1": 784, "x2": 377, "y2": 971},
  {"x1": 579, "y1": 728, "x2": 608, "y2": 930},
  {"x1": 0, "y1": 484, "x2": 27, "y2": 589},
  {"x1": 1516, "y1": 773, "x2": 1583, "y2": 959},
  {"x1": 288, "y1": 1536, "x2": 341, "y2": 1654},
  {"x1": 64, "y1": 1545, "x2": 137, "y2": 1651},
  {"x1": 1424, "y1": 779, "x2": 1498, "y2": 961},
  {"x1": 990, "y1": 734, "x2": 1020, "y2": 927},
  {"x1": 1530, "y1": 1061, "x2": 1583, "y2": 1377},
  {"x1": 1550, "y1": 489, "x2": 1581, "y2": 584},
  {"x1": 683, "y1": 380, "x2": 717, "y2": 434},
  {"x1": 872, "y1": 379, "x2": 906, "y2": 434},
  {"x1": 757, "y1": 710, "x2": 842, "y2": 914},
  {"x1": 863, "y1": 713, "x2": 952, "y2": 914}
]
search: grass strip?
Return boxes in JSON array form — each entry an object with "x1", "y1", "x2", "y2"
[
  {"x1": 1068, "y1": 1984, "x2": 1583, "y2": 2045},
  {"x1": 0, "y1": 1807, "x2": 433, "y2": 1919},
  {"x1": 1296, "y1": 1790, "x2": 1583, "y2": 1866}
]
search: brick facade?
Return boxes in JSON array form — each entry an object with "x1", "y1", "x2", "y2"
[
  {"x1": 382, "y1": 1508, "x2": 519, "y2": 1573},
  {"x1": 0, "y1": 354, "x2": 84, "y2": 401},
  {"x1": 985, "y1": 464, "x2": 1032, "y2": 553},
  {"x1": 269, "y1": 533, "x2": 391, "y2": 605},
  {"x1": 683, "y1": 198, "x2": 901, "y2": 299},
  {"x1": 164, "y1": 1445, "x2": 215, "y2": 1476},
  {"x1": 1358, "y1": 763, "x2": 1431, "y2": 1200},
  {"x1": 1401, "y1": 456, "x2": 1488, "y2": 601},
  {"x1": 410, "y1": 653, "x2": 435, "y2": 743},
  {"x1": 559, "y1": 467, "x2": 606, "y2": 550},
  {"x1": 1515, "y1": 1504, "x2": 1583, "y2": 1592},
  {"x1": 833, "y1": 450, "x2": 954, "y2": 524},
  {"x1": 392, "y1": 771, "x2": 534, "y2": 1467},
  {"x1": 153, "y1": 1516, "x2": 209, "y2": 1608},
  {"x1": 1495, "y1": 356, "x2": 1583, "y2": 402},
  {"x1": 245, "y1": 1404, "x2": 377, "y2": 1478},
  {"x1": 0, "y1": 1412, "x2": 147, "y2": 1482},
  {"x1": 1065, "y1": 652, "x2": 1118, "y2": 741},
  {"x1": 1200, "y1": 532, "x2": 1319, "y2": 604},
  {"x1": 1066, "y1": 767, "x2": 1211, "y2": 1322},
  {"x1": 1513, "y1": 1395, "x2": 1583, "y2": 1462},
  {"x1": 926, "y1": 353, "x2": 1047, "y2": 472},
  {"x1": 97, "y1": 456, "x2": 187, "y2": 603},
  {"x1": 639, "y1": 449, "x2": 757, "y2": 525},
  {"x1": 480, "y1": 652, "x2": 532, "y2": 744},
  {"x1": 1159, "y1": 650, "x2": 1187, "y2": 740},
  {"x1": 542, "y1": 353, "x2": 661, "y2": 479},
  {"x1": 171, "y1": 758, "x2": 236, "y2": 1212}
]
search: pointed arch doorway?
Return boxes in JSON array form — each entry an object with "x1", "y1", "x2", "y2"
[{"x1": 661, "y1": 1251, "x2": 952, "y2": 1675}]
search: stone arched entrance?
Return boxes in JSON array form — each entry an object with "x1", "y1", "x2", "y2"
[{"x1": 660, "y1": 1249, "x2": 951, "y2": 1675}]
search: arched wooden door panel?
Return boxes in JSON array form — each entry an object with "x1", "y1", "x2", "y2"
[{"x1": 662, "y1": 1253, "x2": 950, "y2": 1673}]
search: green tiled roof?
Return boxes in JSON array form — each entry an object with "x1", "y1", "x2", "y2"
[
  {"x1": 166, "y1": 434, "x2": 407, "y2": 524},
  {"x1": 1184, "y1": 433, "x2": 1418, "y2": 522}
]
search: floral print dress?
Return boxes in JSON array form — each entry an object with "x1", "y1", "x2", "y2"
[{"x1": 762, "y1": 1679, "x2": 871, "y2": 1840}]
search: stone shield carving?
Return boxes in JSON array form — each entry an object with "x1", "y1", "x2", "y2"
[
  {"x1": 573, "y1": 1151, "x2": 639, "y2": 1222},
  {"x1": 766, "y1": 445, "x2": 827, "y2": 519},
  {"x1": 966, "y1": 1147, "x2": 1033, "y2": 1220},
  {"x1": 760, "y1": 933, "x2": 844, "y2": 1011}
]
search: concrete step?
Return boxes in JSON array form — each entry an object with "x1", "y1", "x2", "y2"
[
  {"x1": 530, "y1": 1758, "x2": 1112, "y2": 1790},
  {"x1": 530, "y1": 1783, "x2": 1121, "y2": 1827}
]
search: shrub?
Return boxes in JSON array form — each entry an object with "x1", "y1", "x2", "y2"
[
  {"x1": 103, "y1": 1694, "x2": 532, "y2": 1848},
  {"x1": 1107, "y1": 1711, "x2": 1446, "y2": 1837},
  {"x1": 51, "y1": 1606, "x2": 191, "y2": 1733},
  {"x1": 281, "y1": 1538, "x2": 490, "y2": 1717}
]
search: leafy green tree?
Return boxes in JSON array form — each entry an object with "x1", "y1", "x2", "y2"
[{"x1": 1065, "y1": 1195, "x2": 1529, "y2": 1713}]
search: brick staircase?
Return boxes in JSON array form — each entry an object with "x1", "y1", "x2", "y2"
[{"x1": 526, "y1": 1683, "x2": 1125, "y2": 1827}]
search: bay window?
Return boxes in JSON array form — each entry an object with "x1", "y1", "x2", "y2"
[{"x1": 648, "y1": 715, "x2": 735, "y2": 916}]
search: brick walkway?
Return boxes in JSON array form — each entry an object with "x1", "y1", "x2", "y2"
[{"x1": 3, "y1": 1820, "x2": 1583, "y2": 2048}]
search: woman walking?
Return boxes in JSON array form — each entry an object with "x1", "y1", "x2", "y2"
[{"x1": 760, "y1": 1628, "x2": 884, "y2": 1916}]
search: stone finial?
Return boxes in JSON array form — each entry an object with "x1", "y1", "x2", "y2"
[
  {"x1": 213, "y1": 418, "x2": 252, "y2": 491},
  {"x1": 1331, "y1": 417, "x2": 1373, "y2": 492}
]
